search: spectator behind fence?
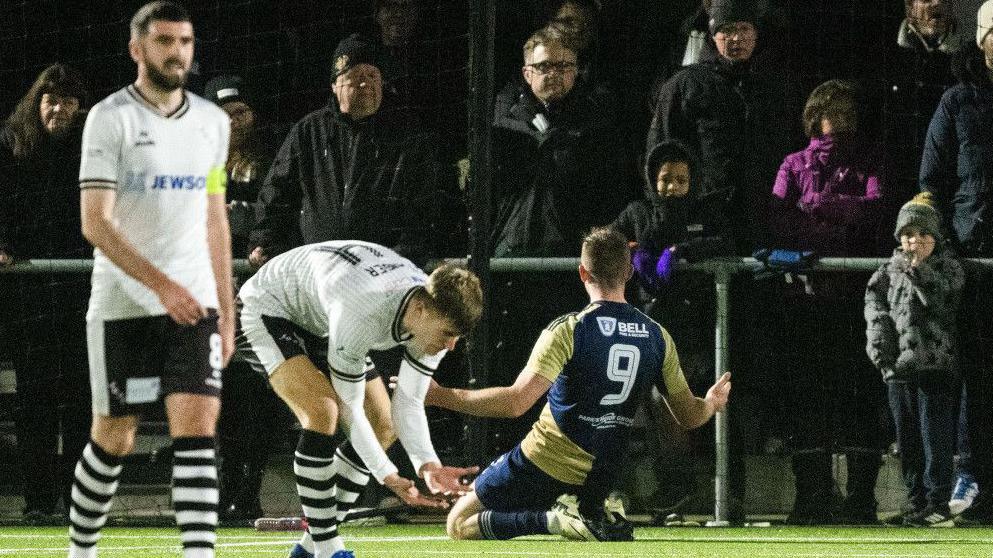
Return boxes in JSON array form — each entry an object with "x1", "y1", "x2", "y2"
[
  {"x1": 770, "y1": 79, "x2": 888, "y2": 525},
  {"x1": 203, "y1": 74, "x2": 281, "y2": 522},
  {"x1": 485, "y1": 26, "x2": 638, "y2": 454},
  {"x1": 882, "y1": 0, "x2": 960, "y2": 208},
  {"x1": 918, "y1": 1, "x2": 993, "y2": 524},
  {"x1": 491, "y1": 26, "x2": 636, "y2": 258},
  {"x1": 203, "y1": 74, "x2": 272, "y2": 258},
  {"x1": 771, "y1": 79, "x2": 883, "y2": 256},
  {"x1": 0, "y1": 63, "x2": 92, "y2": 523},
  {"x1": 647, "y1": 0, "x2": 799, "y2": 255},
  {"x1": 610, "y1": 140, "x2": 733, "y2": 517},
  {"x1": 865, "y1": 193, "x2": 964, "y2": 527},
  {"x1": 249, "y1": 33, "x2": 455, "y2": 268}
]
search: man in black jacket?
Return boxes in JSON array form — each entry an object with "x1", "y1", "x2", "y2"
[
  {"x1": 491, "y1": 26, "x2": 637, "y2": 257},
  {"x1": 249, "y1": 34, "x2": 452, "y2": 267},
  {"x1": 487, "y1": 25, "x2": 638, "y2": 458},
  {"x1": 647, "y1": 0, "x2": 798, "y2": 255}
]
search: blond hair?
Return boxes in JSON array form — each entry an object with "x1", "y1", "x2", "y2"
[
  {"x1": 581, "y1": 227, "x2": 631, "y2": 290},
  {"x1": 522, "y1": 26, "x2": 575, "y2": 63},
  {"x1": 423, "y1": 264, "x2": 483, "y2": 335}
]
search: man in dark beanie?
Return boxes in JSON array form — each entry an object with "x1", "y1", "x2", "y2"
[
  {"x1": 249, "y1": 32, "x2": 453, "y2": 266},
  {"x1": 648, "y1": 0, "x2": 797, "y2": 255},
  {"x1": 707, "y1": 0, "x2": 759, "y2": 38}
]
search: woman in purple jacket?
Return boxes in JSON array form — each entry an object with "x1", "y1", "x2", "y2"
[
  {"x1": 770, "y1": 79, "x2": 889, "y2": 525},
  {"x1": 771, "y1": 79, "x2": 882, "y2": 256}
]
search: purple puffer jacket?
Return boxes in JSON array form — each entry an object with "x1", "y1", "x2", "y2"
[{"x1": 770, "y1": 135, "x2": 883, "y2": 255}]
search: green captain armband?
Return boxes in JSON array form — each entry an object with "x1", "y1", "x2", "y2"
[{"x1": 206, "y1": 165, "x2": 227, "y2": 195}]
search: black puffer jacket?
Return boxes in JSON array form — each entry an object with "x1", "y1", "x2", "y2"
[
  {"x1": 611, "y1": 141, "x2": 732, "y2": 260},
  {"x1": 0, "y1": 125, "x2": 88, "y2": 259},
  {"x1": 490, "y1": 79, "x2": 638, "y2": 257},
  {"x1": 250, "y1": 98, "x2": 451, "y2": 262},
  {"x1": 864, "y1": 246, "x2": 964, "y2": 383}
]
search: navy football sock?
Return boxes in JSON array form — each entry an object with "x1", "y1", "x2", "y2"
[{"x1": 477, "y1": 510, "x2": 549, "y2": 540}]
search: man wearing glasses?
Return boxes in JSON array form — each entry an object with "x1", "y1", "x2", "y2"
[{"x1": 488, "y1": 27, "x2": 639, "y2": 436}]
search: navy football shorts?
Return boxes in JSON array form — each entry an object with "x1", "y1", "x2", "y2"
[{"x1": 473, "y1": 444, "x2": 579, "y2": 512}]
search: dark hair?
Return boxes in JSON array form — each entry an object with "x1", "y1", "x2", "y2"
[
  {"x1": 581, "y1": 226, "x2": 631, "y2": 290},
  {"x1": 4, "y1": 63, "x2": 86, "y2": 160},
  {"x1": 130, "y1": 1, "x2": 191, "y2": 38},
  {"x1": 423, "y1": 264, "x2": 484, "y2": 336},
  {"x1": 540, "y1": 0, "x2": 599, "y2": 23},
  {"x1": 802, "y1": 79, "x2": 858, "y2": 137}
]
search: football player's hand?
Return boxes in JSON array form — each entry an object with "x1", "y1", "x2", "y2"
[
  {"x1": 420, "y1": 462, "x2": 478, "y2": 496},
  {"x1": 383, "y1": 473, "x2": 449, "y2": 509},
  {"x1": 705, "y1": 372, "x2": 731, "y2": 414},
  {"x1": 0, "y1": 251, "x2": 12, "y2": 266},
  {"x1": 156, "y1": 279, "x2": 206, "y2": 326}
]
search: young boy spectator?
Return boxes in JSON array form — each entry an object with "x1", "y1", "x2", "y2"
[
  {"x1": 611, "y1": 140, "x2": 735, "y2": 519},
  {"x1": 864, "y1": 192, "x2": 964, "y2": 527}
]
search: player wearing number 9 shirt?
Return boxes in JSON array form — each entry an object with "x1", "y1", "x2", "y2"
[
  {"x1": 430, "y1": 227, "x2": 732, "y2": 542},
  {"x1": 236, "y1": 240, "x2": 483, "y2": 558}
]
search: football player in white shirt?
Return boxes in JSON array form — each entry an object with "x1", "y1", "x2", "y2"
[
  {"x1": 237, "y1": 241, "x2": 482, "y2": 558},
  {"x1": 67, "y1": 3, "x2": 233, "y2": 558}
]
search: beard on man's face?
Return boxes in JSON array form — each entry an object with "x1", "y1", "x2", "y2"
[{"x1": 146, "y1": 57, "x2": 188, "y2": 91}]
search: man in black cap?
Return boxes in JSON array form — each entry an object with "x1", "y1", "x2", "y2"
[{"x1": 249, "y1": 33, "x2": 450, "y2": 267}]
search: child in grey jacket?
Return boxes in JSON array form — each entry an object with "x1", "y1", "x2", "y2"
[{"x1": 864, "y1": 192, "x2": 965, "y2": 526}]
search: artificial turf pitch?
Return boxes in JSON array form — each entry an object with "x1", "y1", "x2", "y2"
[{"x1": 3, "y1": 525, "x2": 992, "y2": 557}]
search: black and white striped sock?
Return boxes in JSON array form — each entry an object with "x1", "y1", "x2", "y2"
[
  {"x1": 295, "y1": 430, "x2": 345, "y2": 556},
  {"x1": 68, "y1": 441, "x2": 123, "y2": 558},
  {"x1": 332, "y1": 441, "x2": 372, "y2": 523},
  {"x1": 172, "y1": 436, "x2": 218, "y2": 558}
]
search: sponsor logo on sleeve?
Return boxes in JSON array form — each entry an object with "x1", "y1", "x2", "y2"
[{"x1": 123, "y1": 171, "x2": 146, "y2": 192}]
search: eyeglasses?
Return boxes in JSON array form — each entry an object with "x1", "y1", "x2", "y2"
[{"x1": 526, "y1": 60, "x2": 577, "y2": 75}]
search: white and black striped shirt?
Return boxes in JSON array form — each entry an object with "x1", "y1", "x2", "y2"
[{"x1": 239, "y1": 241, "x2": 444, "y2": 480}]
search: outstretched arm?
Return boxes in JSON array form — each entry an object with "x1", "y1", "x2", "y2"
[
  {"x1": 426, "y1": 370, "x2": 552, "y2": 418},
  {"x1": 664, "y1": 372, "x2": 731, "y2": 429},
  {"x1": 390, "y1": 351, "x2": 479, "y2": 495}
]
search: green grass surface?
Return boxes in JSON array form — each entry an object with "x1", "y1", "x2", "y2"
[{"x1": 3, "y1": 524, "x2": 993, "y2": 557}]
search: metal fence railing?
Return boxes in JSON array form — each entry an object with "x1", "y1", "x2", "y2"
[{"x1": 4, "y1": 256, "x2": 992, "y2": 522}]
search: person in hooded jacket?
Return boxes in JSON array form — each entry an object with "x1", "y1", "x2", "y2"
[
  {"x1": 610, "y1": 140, "x2": 734, "y2": 516},
  {"x1": 770, "y1": 79, "x2": 888, "y2": 525}
]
